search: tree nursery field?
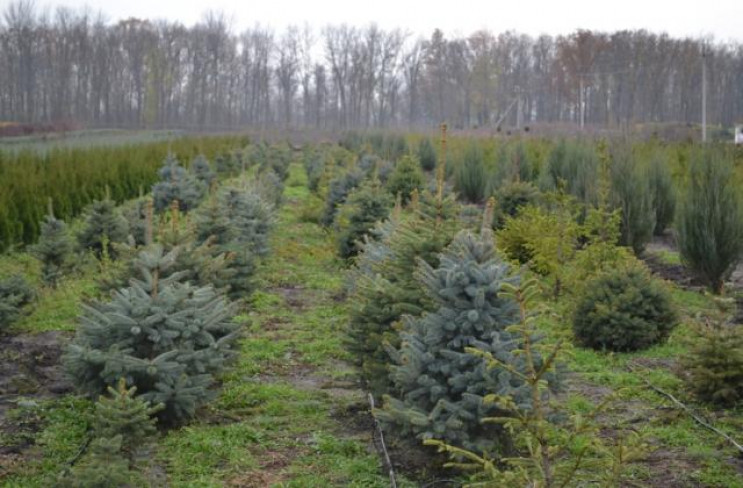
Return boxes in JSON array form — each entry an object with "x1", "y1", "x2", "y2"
[{"x1": 0, "y1": 131, "x2": 742, "y2": 488}]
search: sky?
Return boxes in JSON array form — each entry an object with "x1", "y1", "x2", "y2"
[{"x1": 14, "y1": 0, "x2": 743, "y2": 42}]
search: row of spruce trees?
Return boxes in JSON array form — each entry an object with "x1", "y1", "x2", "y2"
[
  {"x1": 1, "y1": 144, "x2": 289, "y2": 485},
  {"x1": 322, "y1": 134, "x2": 743, "y2": 484}
]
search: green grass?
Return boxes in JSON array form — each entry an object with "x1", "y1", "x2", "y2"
[
  {"x1": 3, "y1": 159, "x2": 743, "y2": 487},
  {"x1": 155, "y1": 162, "x2": 408, "y2": 486}
]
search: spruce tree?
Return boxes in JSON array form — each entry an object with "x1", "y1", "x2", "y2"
[
  {"x1": 377, "y1": 229, "x2": 536, "y2": 454},
  {"x1": 193, "y1": 186, "x2": 272, "y2": 299},
  {"x1": 191, "y1": 154, "x2": 216, "y2": 188},
  {"x1": 58, "y1": 436, "x2": 132, "y2": 488},
  {"x1": 77, "y1": 196, "x2": 129, "y2": 259},
  {"x1": 347, "y1": 187, "x2": 459, "y2": 396},
  {"x1": 92, "y1": 378, "x2": 162, "y2": 456},
  {"x1": 321, "y1": 168, "x2": 365, "y2": 227},
  {"x1": 336, "y1": 180, "x2": 394, "y2": 260},
  {"x1": 121, "y1": 198, "x2": 150, "y2": 247},
  {"x1": 65, "y1": 245, "x2": 240, "y2": 423},
  {"x1": 0, "y1": 275, "x2": 35, "y2": 331},
  {"x1": 386, "y1": 154, "x2": 424, "y2": 204},
  {"x1": 31, "y1": 202, "x2": 73, "y2": 286},
  {"x1": 152, "y1": 154, "x2": 207, "y2": 213}
]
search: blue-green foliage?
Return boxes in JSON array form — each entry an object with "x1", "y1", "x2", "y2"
[
  {"x1": 321, "y1": 169, "x2": 365, "y2": 227},
  {"x1": 77, "y1": 197, "x2": 129, "y2": 259},
  {"x1": 31, "y1": 212, "x2": 73, "y2": 286},
  {"x1": 191, "y1": 154, "x2": 216, "y2": 188},
  {"x1": 152, "y1": 154, "x2": 207, "y2": 213},
  {"x1": 377, "y1": 231, "x2": 540, "y2": 454},
  {"x1": 65, "y1": 245, "x2": 240, "y2": 423},
  {"x1": 0, "y1": 275, "x2": 35, "y2": 331}
]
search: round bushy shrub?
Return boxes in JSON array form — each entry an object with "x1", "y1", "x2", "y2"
[{"x1": 573, "y1": 268, "x2": 677, "y2": 352}]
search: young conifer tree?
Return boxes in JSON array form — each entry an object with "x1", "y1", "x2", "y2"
[
  {"x1": 152, "y1": 154, "x2": 207, "y2": 213},
  {"x1": 377, "y1": 211, "x2": 535, "y2": 453},
  {"x1": 65, "y1": 245, "x2": 240, "y2": 423},
  {"x1": 190, "y1": 154, "x2": 216, "y2": 188},
  {"x1": 31, "y1": 199, "x2": 73, "y2": 286},
  {"x1": 336, "y1": 178, "x2": 394, "y2": 260},
  {"x1": 77, "y1": 192, "x2": 129, "y2": 259},
  {"x1": 677, "y1": 147, "x2": 743, "y2": 294},
  {"x1": 347, "y1": 168, "x2": 460, "y2": 397}
]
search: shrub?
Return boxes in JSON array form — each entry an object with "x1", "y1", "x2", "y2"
[
  {"x1": 677, "y1": 147, "x2": 743, "y2": 294},
  {"x1": 455, "y1": 143, "x2": 487, "y2": 203},
  {"x1": 303, "y1": 150, "x2": 325, "y2": 193},
  {"x1": 609, "y1": 143, "x2": 655, "y2": 254},
  {"x1": 573, "y1": 268, "x2": 677, "y2": 352},
  {"x1": 426, "y1": 279, "x2": 642, "y2": 487},
  {"x1": 194, "y1": 186, "x2": 273, "y2": 299},
  {"x1": 541, "y1": 140, "x2": 597, "y2": 204},
  {"x1": 30, "y1": 208, "x2": 73, "y2": 286},
  {"x1": 255, "y1": 169, "x2": 285, "y2": 208},
  {"x1": 58, "y1": 436, "x2": 133, "y2": 487},
  {"x1": 493, "y1": 181, "x2": 540, "y2": 229},
  {"x1": 152, "y1": 154, "x2": 207, "y2": 213},
  {"x1": 347, "y1": 189, "x2": 460, "y2": 396},
  {"x1": 384, "y1": 134, "x2": 409, "y2": 161},
  {"x1": 648, "y1": 150, "x2": 676, "y2": 236},
  {"x1": 215, "y1": 152, "x2": 241, "y2": 176},
  {"x1": 259, "y1": 144, "x2": 292, "y2": 181},
  {"x1": 77, "y1": 197, "x2": 129, "y2": 259},
  {"x1": 682, "y1": 320, "x2": 743, "y2": 407},
  {"x1": 336, "y1": 181, "x2": 393, "y2": 260},
  {"x1": 0, "y1": 275, "x2": 35, "y2": 331},
  {"x1": 91, "y1": 378, "x2": 162, "y2": 457},
  {"x1": 418, "y1": 137, "x2": 437, "y2": 171},
  {"x1": 65, "y1": 245, "x2": 240, "y2": 423},
  {"x1": 321, "y1": 169, "x2": 365, "y2": 227},
  {"x1": 191, "y1": 154, "x2": 216, "y2": 188},
  {"x1": 497, "y1": 199, "x2": 580, "y2": 281},
  {"x1": 121, "y1": 197, "x2": 151, "y2": 247},
  {"x1": 377, "y1": 231, "x2": 541, "y2": 454},
  {"x1": 385, "y1": 155, "x2": 424, "y2": 204},
  {"x1": 496, "y1": 142, "x2": 536, "y2": 185}
]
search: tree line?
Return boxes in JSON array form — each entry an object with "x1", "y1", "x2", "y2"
[{"x1": 1, "y1": 0, "x2": 742, "y2": 130}]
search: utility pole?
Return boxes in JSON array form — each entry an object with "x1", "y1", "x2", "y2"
[{"x1": 702, "y1": 45, "x2": 707, "y2": 143}]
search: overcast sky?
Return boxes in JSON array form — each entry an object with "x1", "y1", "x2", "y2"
[{"x1": 20, "y1": 0, "x2": 743, "y2": 42}]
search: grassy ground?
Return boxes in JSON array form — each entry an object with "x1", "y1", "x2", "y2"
[
  {"x1": 1, "y1": 162, "x2": 411, "y2": 487},
  {"x1": 2, "y1": 161, "x2": 742, "y2": 487},
  {"x1": 551, "y1": 259, "x2": 743, "y2": 487},
  {"x1": 155, "y1": 163, "x2": 413, "y2": 487}
]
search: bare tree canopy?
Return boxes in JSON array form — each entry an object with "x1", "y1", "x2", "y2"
[{"x1": 1, "y1": 1, "x2": 742, "y2": 130}]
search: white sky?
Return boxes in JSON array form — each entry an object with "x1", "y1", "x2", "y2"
[{"x1": 13, "y1": 0, "x2": 743, "y2": 43}]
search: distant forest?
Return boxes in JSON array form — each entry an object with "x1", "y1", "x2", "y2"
[{"x1": 1, "y1": 1, "x2": 742, "y2": 130}]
